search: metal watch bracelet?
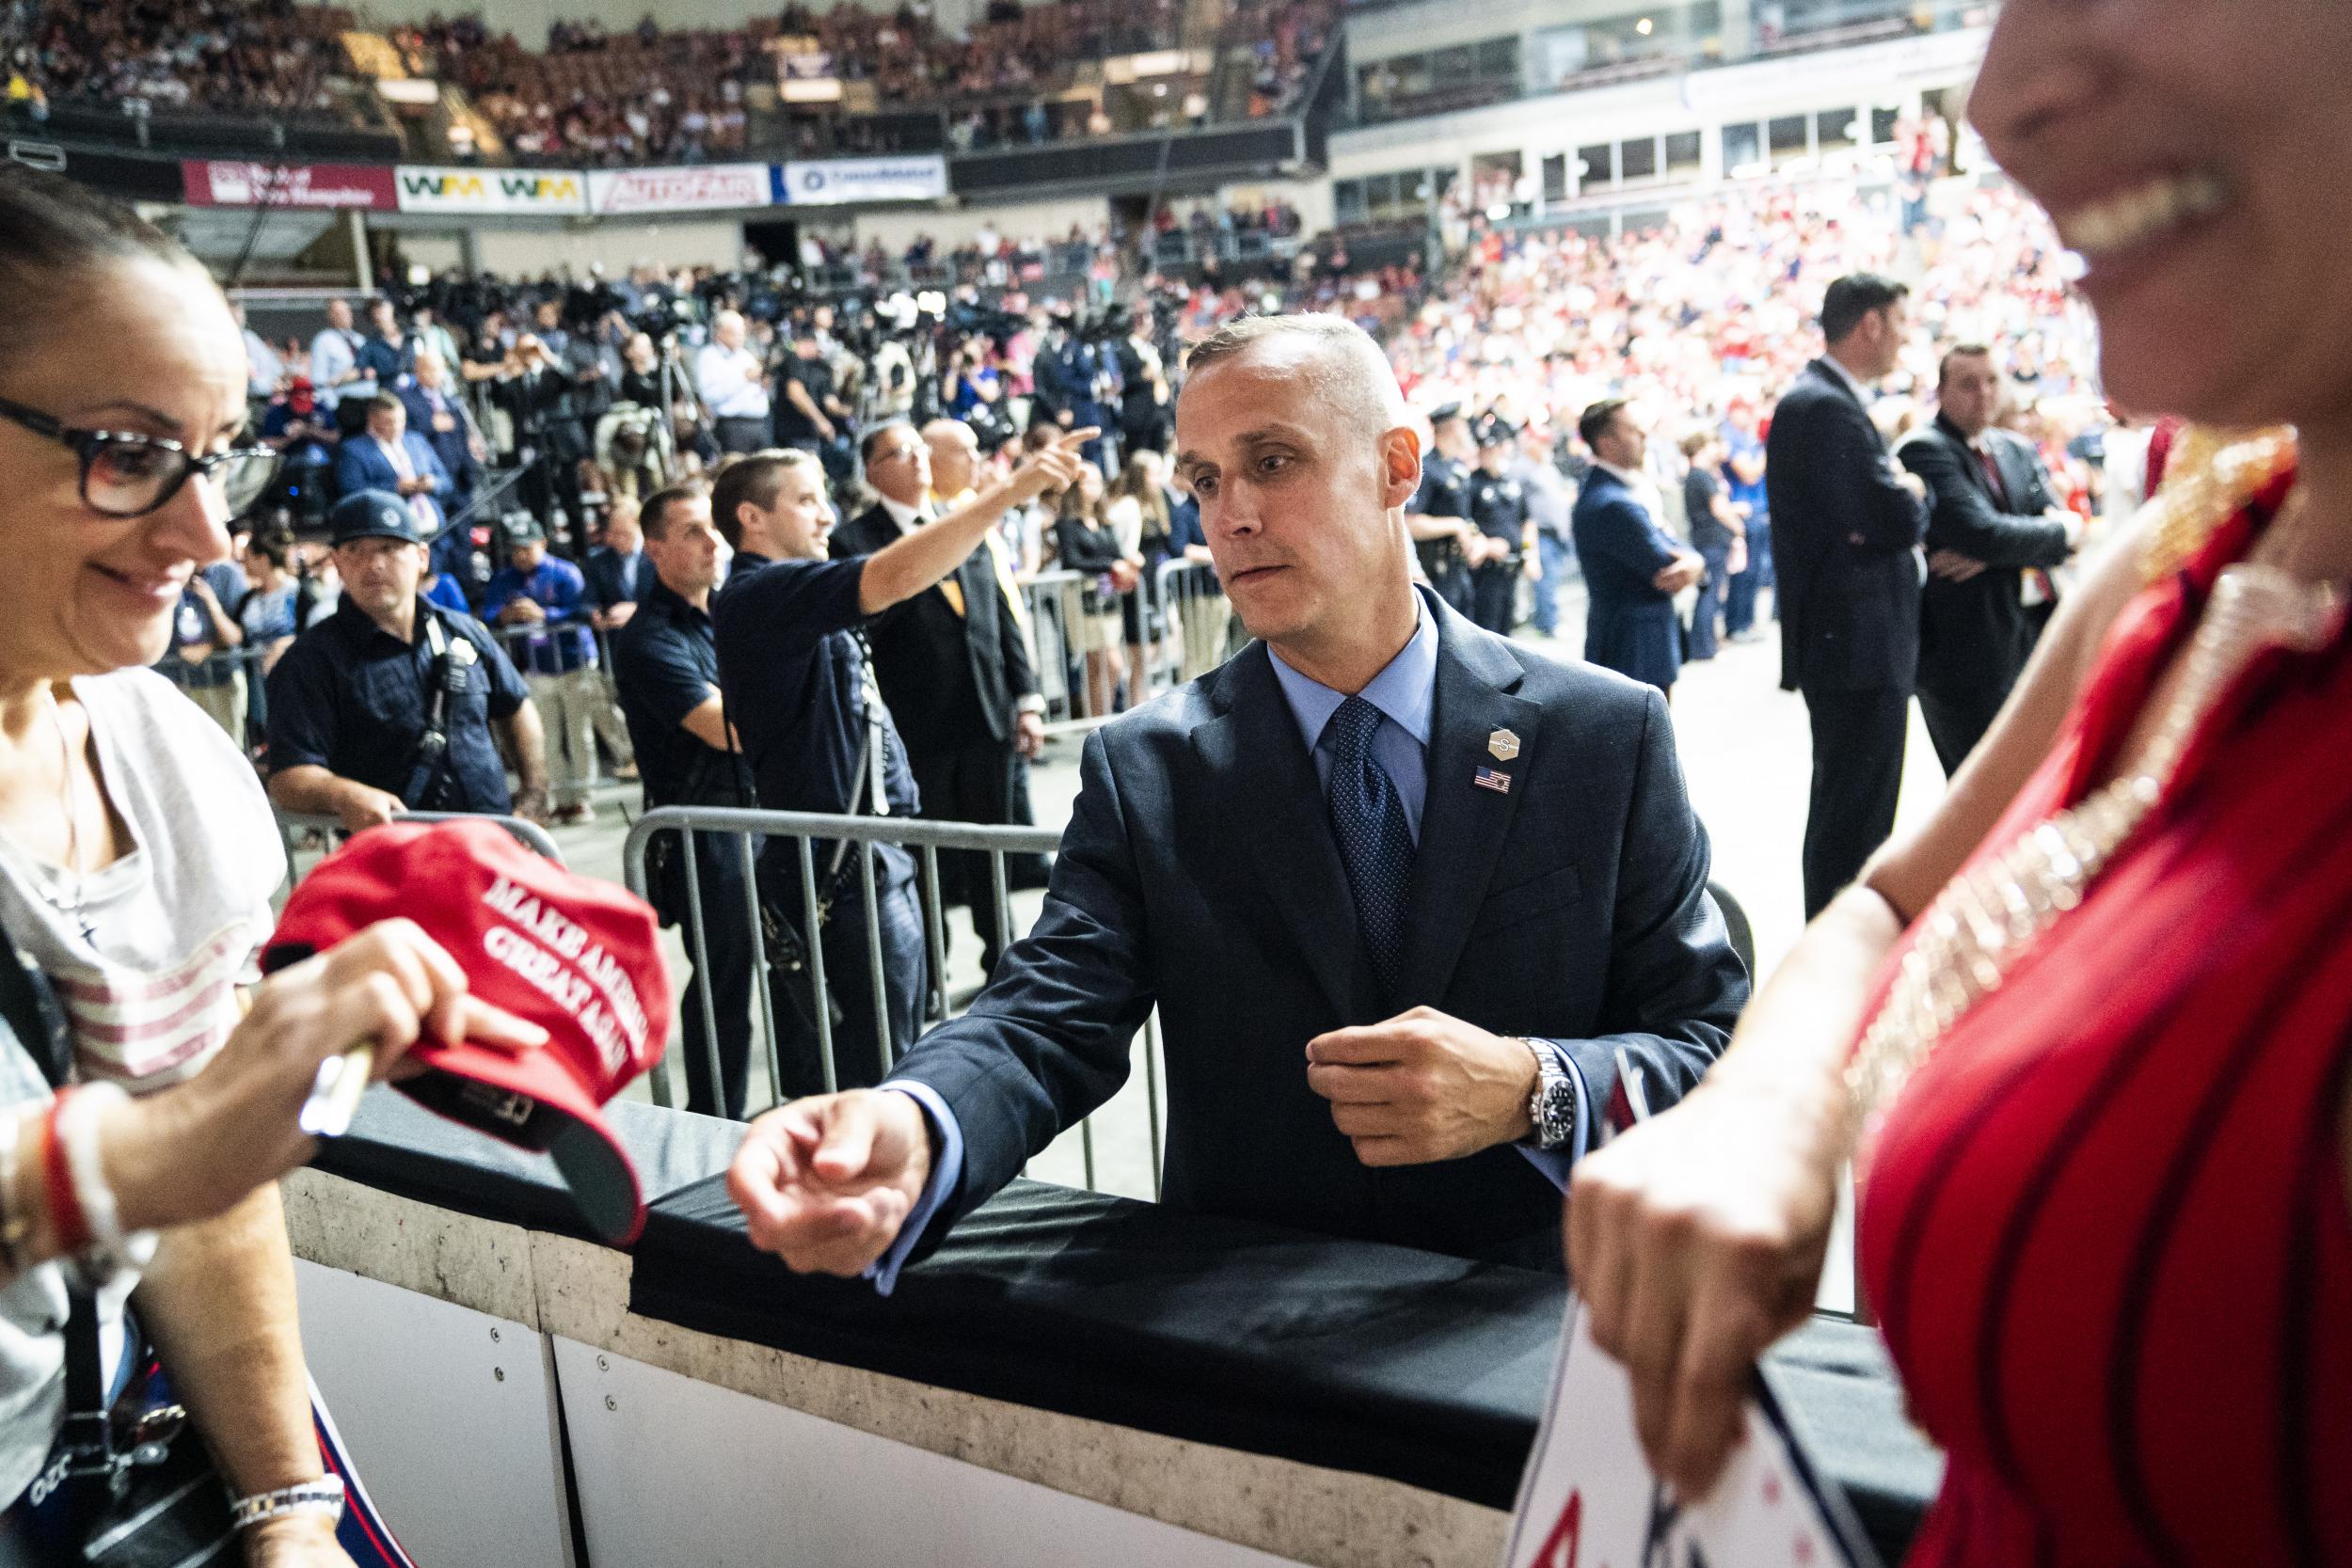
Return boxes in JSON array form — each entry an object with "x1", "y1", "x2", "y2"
[{"x1": 230, "y1": 1477, "x2": 347, "y2": 1532}]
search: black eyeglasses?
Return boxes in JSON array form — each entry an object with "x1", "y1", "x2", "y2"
[{"x1": 0, "y1": 394, "x2": 281, "y2": 520}]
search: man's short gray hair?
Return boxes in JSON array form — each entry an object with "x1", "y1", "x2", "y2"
[{"x1": 1180, "y1": 314, "x2": 1406, "y2": 432}]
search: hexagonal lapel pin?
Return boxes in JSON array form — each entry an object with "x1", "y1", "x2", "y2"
[{"x1": 1487, "y1": 729, "x2": 1521, "y2": 764}]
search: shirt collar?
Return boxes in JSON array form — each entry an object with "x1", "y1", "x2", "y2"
[
  {"x1": 1267, "y1": 588, "x2": 1438, "y2": 757},
  {"x1": 643, "y1": 574, "x2": 709, "y2": 628},
  {"x1": 1820, "y1": 354, "x2": 1872, "y2": 404},
  {"x1": 1592, "y1": 459, "x2": 1648, "y2": 490},
  {"x1": 877, "y1": 493, "x2": 929, "y2": 534}
]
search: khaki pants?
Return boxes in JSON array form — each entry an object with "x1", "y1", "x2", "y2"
[
  {"x1": 526, "y1": 665, "x2": 605, "y2": 808},
  {"x1": 183, "y1": 673, "x2": 247, "y2": 750},
  {"x1": 592, "y1": 669, "x2": 635, "y2": 771}
]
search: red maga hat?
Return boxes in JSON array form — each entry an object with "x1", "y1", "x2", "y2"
[{"x1": 264, "y1": 817, "x2": 673, "y2": 1243}]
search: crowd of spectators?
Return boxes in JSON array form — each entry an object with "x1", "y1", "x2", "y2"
[
  {"x1": 188, "y1": 155, "x2": 2122, "y2": 793},
  {"x1": 1177, "y1": 171, "x2": 2108, "y2": 509},
  {"x1": 1221, "y1": 0, "x2": 1336, "y2": 119},
  {"x1": 2, "y1": 0, "x2": 349, "y2": 120},
  {"x1": 393, "y1": 12, "x2": 755, "y2": 165},
  {"x1": 5, "y1": 0, "x2": 1340, "y2": 160}
]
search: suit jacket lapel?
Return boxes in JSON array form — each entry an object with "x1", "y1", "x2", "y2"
[
  {"x1": 1193, "y1": 647, "x2": 1359, "y2": 1018},
  {"x1": 1400, "y1": 603, "x2": 1541, "y2": 1005},
  {"x1": 1936, "y1": 416, "x2": 1996, "y2": 502}
]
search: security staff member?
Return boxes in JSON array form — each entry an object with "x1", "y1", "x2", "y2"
[
  {"x1": 710, "y1": 435, "x2": 1090, "y2": 1097},
  {"x1": 266, "y1": 488, "x2": 550, "y2": 832},
  {"x1": 1403, "y1": 402, "x2": 1478, "y2": 616},
  {"x1": 1466, "y1": 411, "x2": 1533, "y2": 634},
  {"x1": 611, "y1": 483, "x2": 760, "y2": 1118}
]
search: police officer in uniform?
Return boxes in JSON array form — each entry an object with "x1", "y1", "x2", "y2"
[
  {"x1": 708, "y1": 435, "x2": 1091, "y2": 1098},
  {"x1": 1466, "y1": 411, "x2": 1534, "y2": 635},
  {"x1": 610, "y1": 483, "x2": 761, "y2": 1118},
  {"x1": 1404, "y1": 402, "x2": 1478, "y2": 617},
  {"x1": 265, "y1": 489, "x2": 549, "y2": 832}
]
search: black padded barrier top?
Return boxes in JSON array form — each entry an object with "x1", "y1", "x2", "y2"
[
  {"x1": 308, "y1": 1093, "x2": 1942, "y2": 1563},
  {"x1": 310, "y1": 1086, "x2": 745, "y2": 1241}
]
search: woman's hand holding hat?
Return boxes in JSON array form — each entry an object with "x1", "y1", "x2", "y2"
[{"x1": 101, "y1": 919, "x2": 548, "y2": 1231}]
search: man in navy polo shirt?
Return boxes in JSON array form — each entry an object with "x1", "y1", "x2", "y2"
[
  {"x1": 612, "y1": 483, "x2": 758, "y2": 1117},
  {"x1": 266, "y1": 490, "x2": 548, "y2": 831},
  {"x1": 710, "y1": 434, "x2": 1089, "y2": 1099}
]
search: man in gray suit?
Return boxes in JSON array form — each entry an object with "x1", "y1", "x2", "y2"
[{"x1": 726, "y1": 315, "x2": 1748, "y2": 1286}]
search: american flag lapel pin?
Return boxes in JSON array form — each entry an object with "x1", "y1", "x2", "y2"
[{"x1": 1473, "y1": 767, "x2": 1512, "y2": 794}]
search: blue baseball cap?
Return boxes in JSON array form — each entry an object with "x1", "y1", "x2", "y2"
[{"x1": 329, "y1": 489, "x2": 432, "y2": 546}]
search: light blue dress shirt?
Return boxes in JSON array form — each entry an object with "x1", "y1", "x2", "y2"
[{"x1": 863, "y1": 589, "x2": 1582, "y2": 1295}]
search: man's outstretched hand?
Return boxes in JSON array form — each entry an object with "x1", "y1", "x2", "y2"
[{"x1": 728, "y1": 1089, "x2": 934, "y2": 1276}]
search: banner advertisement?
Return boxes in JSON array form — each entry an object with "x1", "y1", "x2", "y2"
[
  {"x1": 8, "y1": 138, "x2": 186, "y2": 202},
  {"x1": 774, "y1": 154, "x2": 947, "y2": 206},
  {"x1": 394, "y1": 166, "x2": 589, "y2": 215},
  {"x1": 181, "y1": 160, "x2": 397, "y2": 210},
  {"x1": 586, "y1": 163, "x2": 771, "y2": 215}
]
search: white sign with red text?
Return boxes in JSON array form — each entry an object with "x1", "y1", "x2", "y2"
[
  {"x1": 585, "y1": 163, "x2": 771, "y2": 215},
  {"x1": 1503, "y1": 1303, "x2": 1872, "y2": 1568}
]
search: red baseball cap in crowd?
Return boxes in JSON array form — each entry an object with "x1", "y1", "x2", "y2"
[{"x1": 264, "y1": 817, "x2": 674, "y2": 1243}]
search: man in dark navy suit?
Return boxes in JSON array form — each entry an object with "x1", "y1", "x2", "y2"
[
  {"x1": 1571, "y1": 399, "x2": 1704, "y2": 699},
  {"x1": 1766, "y1": 274, "x2": 1932, "y2": 918},
  {"x1": 1895, "y1": 343, "x2": 2082, "y2": 776},
  {"x1": 728, "y1": 315, "x2": 1749, "y2": 1285}
]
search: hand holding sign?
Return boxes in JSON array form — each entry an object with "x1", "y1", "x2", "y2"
[{"x1": 1503, "y1": 1302, "x2": 1874, "y2": 1568}]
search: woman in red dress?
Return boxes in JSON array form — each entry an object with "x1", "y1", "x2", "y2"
[{"x1": 1567, "y1": 3, "x2": 2352, "y2": 1563}]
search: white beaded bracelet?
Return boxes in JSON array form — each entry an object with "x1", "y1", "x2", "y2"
[
  {"x1": 230, "y1": 1477, "x2": 347, "y2": 1532},
  {"x1": 54, "y1": 1082, "x2": 157, "y2": 1274}
]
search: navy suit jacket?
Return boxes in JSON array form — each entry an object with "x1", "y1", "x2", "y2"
[
  {"x1": 583, "y1": 546, "x2": 647, "y2": 613},
  {"x1": 831, "y1": 503, "x2": 1037, "y2": 757},
  {"x1": 1571, "y1": 467, "x2": 1684, "y2": 694},
  {"x1": 1766, "y1": 358, "x2": 1929, "y2": 694},
  {"x1": 891, "y1": 595, "x2": 1748, "y2": 1265},
  {"x1": 398, "y1": 384, "x2": 478, "y2": 501},
  {"x1": 334, "y1": 432, "x2": 451, "y2": 534}
]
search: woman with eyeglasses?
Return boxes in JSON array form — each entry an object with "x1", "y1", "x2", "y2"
[{"x1": 0, "y1": 168, "x2": 544, "y2": 1563}]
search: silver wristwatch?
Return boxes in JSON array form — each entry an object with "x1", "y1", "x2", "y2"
[{"x1": 1519, "y1": 1038, "x2": 1578, "y2": 1151}]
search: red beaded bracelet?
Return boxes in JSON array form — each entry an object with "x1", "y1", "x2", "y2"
[{"x1": 41, "y1": 1088, "x2": 90, "y2": 1256}]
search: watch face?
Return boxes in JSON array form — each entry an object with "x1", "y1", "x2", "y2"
[{"x1": 1539, "y1": 1079, "x2": 1578, "y2": 1146}]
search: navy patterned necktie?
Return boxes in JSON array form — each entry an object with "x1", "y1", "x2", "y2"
[{"x1": 1324, "y1": 695, "x2": 1415, "y2": 999}]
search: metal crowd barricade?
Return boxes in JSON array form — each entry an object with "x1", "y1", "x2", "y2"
[
  {"x1": 483, "y1": 621, "x2": 632, "y2": 795},
  {"x1": 1015, "y1": 568, "x2": 1125, "y2": 730},
  {"x1": 622, "y1": 804, "x2": 1165, "y2": 1199},
  {"x1": 272, "y1": 808, "x2": 566, "y2": 913},
  {"x1": 1151, "y1": 559, "x2": 1240, "y2": 689},
  {"x1": 156, "y1": 643, "x2": 277, "y2": 754}
]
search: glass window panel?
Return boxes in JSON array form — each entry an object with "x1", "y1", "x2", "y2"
[
  {"x1": 1474, "y1": 36, "x2": 1520, "y2": 77},
  {"x1": 1542, "y1": 151, "x2": 1569, "y2": 203},
  {"x1": 1870, "y1": 106, "x2": 1901, "y2": 145},
  {"x1": 1577, "y1": 142, "x2": 1613, "y2": 189},
  {"x1": 1817, "y1": 106, "x2": 1857, "y2": 154},
  {"x1": 1664, "y1": 130, "x2": 1703, "y2": 177},
  {"x1": 1432, "y1": 44, "x2": 1475, "y2": 82},
  {"x1": 1619, "y1": 135, "x2": 1659, "y2": 182},
  {"x1": 1334, "y1": 179, "x2": 1367, "y2": 225},
  {"x1": 1721, "y1": 121, "x2": 1762, "y2": 176}
]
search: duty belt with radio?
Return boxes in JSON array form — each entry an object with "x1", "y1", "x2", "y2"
[
  {"x1": 731, "y1": 630, "x2": 897, "y2": 1039},
  {"x1": 400, "y1": 614, "x2": 473, "y2": 810}
]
